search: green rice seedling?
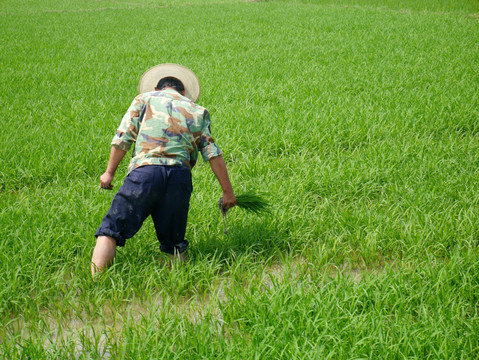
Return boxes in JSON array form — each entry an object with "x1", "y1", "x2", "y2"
[
  {"x1": 235, "y1": 192, "x2": 271, "y2": 214},
  {"x1": 218, "y1": 191, "x2": 270, "y2": 234},
  {"x1": 219, "y1": 191, "x2": 270, "y2": 215}
]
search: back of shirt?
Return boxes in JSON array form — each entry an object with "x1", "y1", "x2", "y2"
[{"x1": 112, "y1": 88, "x2": 222, "y2": 173}]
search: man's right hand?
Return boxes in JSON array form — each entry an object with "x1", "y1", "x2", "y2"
[
  {"x1": 99, "y1": 146, "x2": 127, "y2": 190},
  {"x1": 100, "y1": 172, "x2": 114, "y2": 190}
]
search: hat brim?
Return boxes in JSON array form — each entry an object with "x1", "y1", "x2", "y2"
[{"x1": 138, "y1": 64, "x2": 200, "y2": 102}]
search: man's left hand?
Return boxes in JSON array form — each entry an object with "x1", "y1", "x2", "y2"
[{"x1": 221, "y1": 191, "x2": 237, "y2": 210}]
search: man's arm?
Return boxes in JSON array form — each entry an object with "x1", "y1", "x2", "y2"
[
  {"x1": 100, "y1": 94, "x2": 142, "y2": 189},
  {"x1": 209, "y1": 155, "x2": 236, "y2": 209},
  {"x1": 100, "y1": 146, "x2": 127, "y2": 189}
]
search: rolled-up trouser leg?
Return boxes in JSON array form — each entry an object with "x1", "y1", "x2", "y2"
[{"x1": 95, "y1": 166, "x2": 158, "y2": 246}]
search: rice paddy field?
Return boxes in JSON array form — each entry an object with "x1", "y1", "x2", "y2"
[{"x1": 1, "y1": 0, "x2": 479, "y2": 358}]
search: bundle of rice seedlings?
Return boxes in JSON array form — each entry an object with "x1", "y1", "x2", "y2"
[
  {"x1": 235, "y1": 192, "x2": 271, "y2": 214},
  {"x1": 218, "y1": 191, "x2": 270, "y2": 234},
  {"x1": 218, "y1": 191, "x2": 270, "y2": 215}
]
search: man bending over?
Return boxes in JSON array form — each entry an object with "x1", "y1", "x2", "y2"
[{"x1": 91, "y1": 64, "x2": 236, "y2": 275}]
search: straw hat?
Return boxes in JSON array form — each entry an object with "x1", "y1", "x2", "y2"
[{"x1": 138, "y1": 63, "x2": 201, "y2": 102}]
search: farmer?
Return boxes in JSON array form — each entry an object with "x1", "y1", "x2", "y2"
[{"x1": 91, "y1": 64, "x2": 236, "y2": 275}]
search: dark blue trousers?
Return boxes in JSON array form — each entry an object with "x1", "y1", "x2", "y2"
[{"x1": 95, "y1": 165, "x2": 192, "y2": 254}]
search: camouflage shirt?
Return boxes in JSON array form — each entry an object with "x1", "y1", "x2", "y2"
[{"x1": 112, "y1": 88, "x2": 222, "y2": 173}]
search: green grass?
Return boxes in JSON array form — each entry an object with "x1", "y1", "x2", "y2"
[{"x1": 1, "y1": 0, "x2": 478, "y2": 358}]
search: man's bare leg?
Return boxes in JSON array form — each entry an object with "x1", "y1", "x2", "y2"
[{"x1": 91, "y1": 236, "x2": 116, "y2": 276}]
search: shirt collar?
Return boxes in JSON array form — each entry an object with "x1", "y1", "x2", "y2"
[{"x1": 161, "y1": 88, "x2": 181, "y2": 96}]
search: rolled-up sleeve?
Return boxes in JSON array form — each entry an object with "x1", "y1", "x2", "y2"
[
  {"x1": 111, "y1": 94, "x2": 142, "y2": 151},
  {"x1": 199, "y1": 110, "x2": 222, "y2": 161}
]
